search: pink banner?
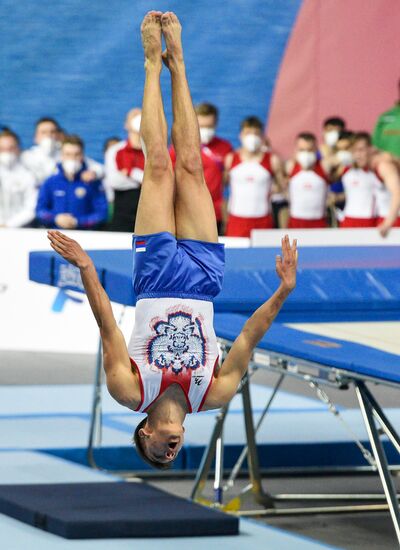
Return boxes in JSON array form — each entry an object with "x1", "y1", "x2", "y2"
[{"x1": 267, "y1": 0, "x2": 400, "y2": 158}]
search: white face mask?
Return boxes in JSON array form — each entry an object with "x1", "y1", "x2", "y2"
[
  {"x1": 199, "y1": 127, "x2": 215, "y2": 145},
  {"x1": 39, "y1": 136, "x2": 57, "y2": 155},
  {"x1": 130, "y1": 115, "x2": 141, "y2": 133},
  {"x1": 62, "y1": 159, "x2": 82, "y2": 175},
  {"x1": 324, "y1": 130, "x2": 339, "y2": 147},
  {"x1": 336, "y1": 150, "x2": 353, "y2": 166},
  {"x1": 0, "y1": 151, "x2": 17, "y2": 168},
  {"x1": 242, "y1": 134, "x2": 262, "y2": 153},
  {"x1": 296, "y1": 150, "x2": 317, "y2": 169}
]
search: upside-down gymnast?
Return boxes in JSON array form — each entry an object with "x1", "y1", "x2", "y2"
[{"x1": 48, "y1": 11, "x2": 298, "y2": 469}]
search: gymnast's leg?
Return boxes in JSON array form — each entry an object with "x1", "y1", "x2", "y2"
[
  {"x1": 134, "y1": 11, "x2": 175, "y2": 236},
  {"x1": 161, "y1": 12, "x2": 218, "y2": 243}
]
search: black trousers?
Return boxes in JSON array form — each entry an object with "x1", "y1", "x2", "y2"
[{"x1": 108, "y1": 188, "x2": 141, "y2": 232}]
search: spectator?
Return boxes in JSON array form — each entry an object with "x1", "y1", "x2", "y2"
[
  {"x1": 103, "y1": 137, "x2": 121, "y2": 155},
  {"x1": 373, "y1": 78, "x2": 400, "y2": 158},
  {"x1": 327, "y1": 130, "x2": 355, "y2": 217},
  {"x1": 22, "y1": 117, "x2": 104, "y2": 187},
  {"x1": 36, "y1": 135, "x2": 108, "y2": 230},
  {"x1": 0, "y1": 130, "x2": 36, "y2": 227},
  {"x1": 169, "y1": 103, "x2": 232, "y2": 234},
  {"x1": 196, "y1": 103, "x2": 233, "y2": 233},
  {"x1": 286, "y1": 133, "x2": 333, "y2": 228},
  {"x1": 262, "y1": 136, "x2": 288, "y2": 228},
  {"x1": 319, "y1": 116, "x2": 346, "y2": 160},
  {"x1": 224, "y1": 116, "x2": 283, "y2": 237},
  {"x1": 340, "y1": 132, "x2": 400, "y2": 236},
  {"x1": 105, "y1": 108, "x2": 144, "y2": 231}
]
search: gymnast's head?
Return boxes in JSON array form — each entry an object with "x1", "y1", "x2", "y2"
[{"x1": 133, "y1": 416, "x2": 185, "y2": 469}]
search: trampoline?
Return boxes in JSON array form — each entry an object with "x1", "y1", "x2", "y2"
[{"x1": 29, "y1": 243, "x2": 400, "y2": 543}]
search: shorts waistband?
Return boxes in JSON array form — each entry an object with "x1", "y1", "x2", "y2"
[{"x1": 136, "y1": 291, "x2": 214, "y2": 302}]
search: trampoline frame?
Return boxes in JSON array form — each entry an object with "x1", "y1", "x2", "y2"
[{"x1": 190, "y1": 338, "x2": 400, "y2": 545}]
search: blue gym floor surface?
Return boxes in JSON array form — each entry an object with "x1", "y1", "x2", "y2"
[
  {"x1": 0, "y1": 383, "x2": 347, "y2": 549},
  {"x1": 2, "y1": 383, "x2": 400, "y2": 548}
]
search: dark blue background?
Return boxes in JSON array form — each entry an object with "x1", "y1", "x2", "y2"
[{"x1": 1, "y1": 0, "x2": 301, "y2": 159}]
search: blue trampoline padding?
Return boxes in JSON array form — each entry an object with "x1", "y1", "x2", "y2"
[
  {"x1": 0, "y1": 482, "x2": 238, "y2": 539},
  {"x1": 214, "y1": 314, "x2": 400, "y2": 385},
  {"x1": 29, "y1": 246, "x2": 400, "y2": 320}
]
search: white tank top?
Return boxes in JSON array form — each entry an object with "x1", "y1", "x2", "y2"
[
  {"x1": 289, "y1": 162, "x2": 329, "y2": 219},
  {"x1": 128, "y1": 298, "x2": 219, "y2": 413},
  {"x1": 342, "y1": 167, "x2": 381, "y2": 219},
  {"x1": 228, "y1": 152, "x2": 273, "y2": 217}
]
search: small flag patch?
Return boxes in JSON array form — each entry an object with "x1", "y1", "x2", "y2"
[{"x1": 135, "y1": 240, "x2": 146, "y2": 252}]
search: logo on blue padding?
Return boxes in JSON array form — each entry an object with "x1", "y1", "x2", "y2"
[
  {"x1": 57, "y1": 264, "x2": 84, "y2": 290},
  {"x1": 52, "y1": 289, "x2": 84, "y2": 312},
  {"x1": 147, "y1": 311, "x2": 206, "y2": 375}
]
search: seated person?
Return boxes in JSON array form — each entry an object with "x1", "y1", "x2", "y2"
[
  {"x1": 36, "y1": 135, "x2": 108, "y2": 230},
  {"x1": 0, "y1": 129, "x2": 37, "y2": 227}
]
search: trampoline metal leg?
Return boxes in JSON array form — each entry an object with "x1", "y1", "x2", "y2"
[
  {"x1": 87, "y1": 336, "x2": 103, "y2": 470},
  {"x1": 191, "y1": 404, "x2": 230, "y2": 502},
  {"x1": 360, "y1": 384, "x2": 400, "y2": 455},
  {"x1": 225, "y1": 373, "x2": 284, "y2": 490},
  {"x1": 355, "y1": 382, "x2": 400, "y2": 545},
  {"x1": 214, "y1": 429, "x2": 224, "y2": 505},
  {"x1": 241, "y1": 375, "x2": 274, "y2": 508}
]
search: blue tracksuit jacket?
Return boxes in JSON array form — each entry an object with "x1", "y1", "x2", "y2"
[{"x1": 36, "y1": 163, "x2": 108, "y2": 228}]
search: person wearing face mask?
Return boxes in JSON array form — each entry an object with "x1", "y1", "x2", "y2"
[
  {"x1": 286, "y1": 132, "x2": 334, "y2": 228},
  {"x1": 224, "y1": 116, "x2": 283, "y2": 237},
  {"x1": 338, "y1": 132, "x2": 400, "y2": 237},
  {"x1": 326, "y1": 131, "x2": 355, "y2": 221},
  {"x1": 22, "y1": 117, "x2": 104, "y2": 188},
  {"x1": 319, "y1": 116, "x2": 346, "y2": 161},
  {"x1": 36, "y1": 135, "x2": 108, "y2": 230},
  {"x1": 105, "y1": 108, "x2": 145, "y2": 231},
  {"x1": 0, "y1": 130, "x2": 37, "y2": 228},
  {"x1": 169, "y1": 103, "x2": 232, "y2": 234}
]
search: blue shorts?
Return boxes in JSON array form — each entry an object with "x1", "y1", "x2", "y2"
[{"x1": 133, "y1": 232, "x2": 225, "y2": 302}]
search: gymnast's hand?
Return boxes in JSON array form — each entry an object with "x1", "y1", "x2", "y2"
[
  {"x1": 275, "y1": 235, "x2": 297, "y2": 291},
  {"x1": 47, "y1": 230, "x2": 92, "y2": 270}
]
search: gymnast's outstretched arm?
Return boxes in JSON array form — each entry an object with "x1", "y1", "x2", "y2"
[
  {"x1": 205, "y1": 236, "x2": 297, "y2": 409},
  {"x1": 47, "y1": 231, "x2": 138, "y2": 407}
]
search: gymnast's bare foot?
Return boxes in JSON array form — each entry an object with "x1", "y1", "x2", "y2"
[
  {"x1": 161, "y1": 12, "x2": 183, "y2": 69},
  {"x1": 141, "y1": 11, "x2": 163, "y2": 69}
]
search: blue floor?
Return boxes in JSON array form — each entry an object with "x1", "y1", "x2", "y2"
[{"x1": 1, "y1": 384, "x2": 399, "y2": 470}]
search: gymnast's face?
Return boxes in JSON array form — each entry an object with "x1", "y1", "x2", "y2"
[{"x1": 140, "y1": 423, "x2": 185, "y2": 464}]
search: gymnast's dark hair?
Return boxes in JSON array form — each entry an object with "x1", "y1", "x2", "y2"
[{"x1": 133, "y1": 417, "x2": 173, "y2": 470}]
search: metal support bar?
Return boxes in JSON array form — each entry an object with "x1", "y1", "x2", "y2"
[
  {"x1": 355, "y1": 381, "x2": 400, "y2": 545},
  {"x1": 225, "y1": 373, "x2": 284, "y2": 490},
  {"x1": 190, "y1": 403, "x2": 230, "y2": 501},
  {"x1": 87, "y1": 336, "x2": 104, "y2": 470},
  {"x1": 360, "y1": 383, "x2": 400, "y2": 454},
  {"x1": 214, "y1": 429, "x2": 224, "y2": 504},
  {"x1": 240, "y1": 374, "x2": 274, "y2": 508}
]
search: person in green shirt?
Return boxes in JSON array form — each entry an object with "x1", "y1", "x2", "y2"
[{"x1": 372, "y1": 79, "x2": 400, "y2": 158}]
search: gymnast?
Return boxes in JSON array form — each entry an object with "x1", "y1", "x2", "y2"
[{"x1": 47, "y1": 11, "x2": 297, "y2": 469}]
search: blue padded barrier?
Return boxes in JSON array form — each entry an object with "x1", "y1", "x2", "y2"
[{"x1": 29, "y1": 246, "x2": 400, "y2": 321}]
